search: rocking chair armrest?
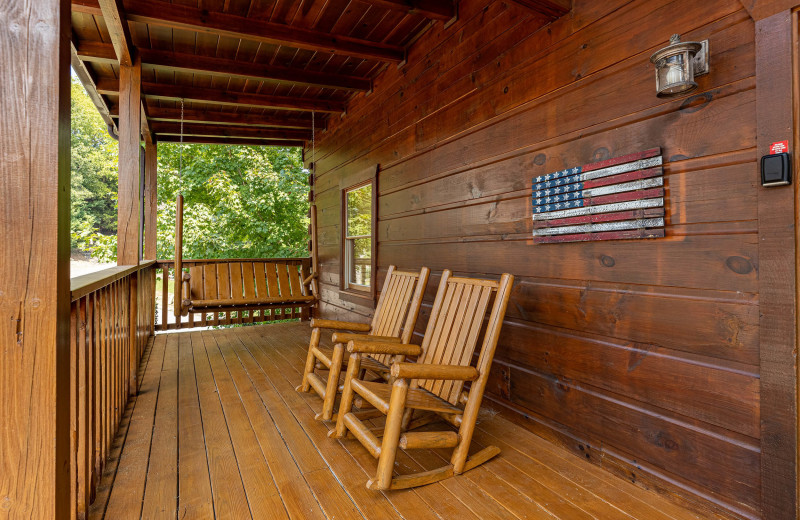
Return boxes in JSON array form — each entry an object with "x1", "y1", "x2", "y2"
[
  {"x1": 310, "y1": 318, "x2": 372, "y2": 332},
  {"x1": 330, "y1": 333, "x2": 401, "y2": 345},
  {"x1": 347, "y1": 340, "x2": 422, "y2": 357},
  {"x1": 390, "y1": 363, "x2": 479, "y2": 381}
]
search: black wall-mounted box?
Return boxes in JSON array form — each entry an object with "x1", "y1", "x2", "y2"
[{"x1": 761, "y1": 153, "x2": 792, "y2": 187}]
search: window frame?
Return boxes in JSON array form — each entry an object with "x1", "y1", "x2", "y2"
[{"x1": 339, "y1": 165, "x2": 378, "y2": 303}]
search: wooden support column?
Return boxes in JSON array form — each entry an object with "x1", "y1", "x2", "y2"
[
  {"x1": 756, "y1": 10, "x2": 798, "y2": 519},
  {"x1": 0, "y1": 0, "x2": 72, "y2": 517},
  {"x1": 144, "y1": 140, "x2": 158, "y2": 260},
  {"x1": 117, "y1": 56, "x2": 142, "y2": 266}
]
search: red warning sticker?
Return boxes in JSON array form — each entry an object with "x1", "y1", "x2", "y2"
[{"x1": 770, "y1": 140, "x2": 789, "y2": 154}]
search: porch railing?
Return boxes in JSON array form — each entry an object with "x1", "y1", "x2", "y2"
[
  {"x1": 68, "y1": 261, "x2": 156, "y2": 518},
  {"x1": 155, "y1": 258, "x2": 313, "y2": 330}
]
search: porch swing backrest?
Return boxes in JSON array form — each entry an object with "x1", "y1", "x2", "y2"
[{"x1": 185, "y1": 260, "x2": 315, "y2": 310}]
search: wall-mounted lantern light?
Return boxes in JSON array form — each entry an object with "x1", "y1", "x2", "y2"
[{"x1": 649, "y1": 34, "x2": 709, "y2": 97}]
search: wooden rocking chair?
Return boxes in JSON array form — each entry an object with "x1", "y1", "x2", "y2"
[
  {"x1": 297, "y1": 265, "x2": 430, "y2": 421},
  {"x1": 331, "y1": 270, "x2": 514, "y2": 490}
]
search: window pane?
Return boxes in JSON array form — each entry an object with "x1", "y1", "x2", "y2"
[
  {"x1": 346, "y1": 184, "x2": 372, "y2": 237},
  {"x1": 348, "y1": 237, "x2": 371, "y2": 287}
]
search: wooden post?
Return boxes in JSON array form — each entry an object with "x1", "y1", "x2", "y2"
[
  {"x1": 174, "y1": 194, "x2": 184, "y2": 318},
  {"x1": 144, "y1": 140, "x2": 158, "y2": 260},
  {"x1": 0, "y1": 0, "x2": 72, "y2": 517},
  {"x1": 117, "y1": 55, "x2": 142, "y2": 266},
  {"x1": 756, "y1": 10, "x2": 798, "y2": 519}
]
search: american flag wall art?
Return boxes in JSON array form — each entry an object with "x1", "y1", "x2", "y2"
[{"x1": 531, "y1": 148, "x2": 666, "y2": 244}]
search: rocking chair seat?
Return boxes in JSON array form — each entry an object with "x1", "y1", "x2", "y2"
[
  {"x1": 351, "y1": 379, "x2": 463, "y2": 416},
  {"x1": 312, "y1": 346, "x2": 393, "y2": 374}
]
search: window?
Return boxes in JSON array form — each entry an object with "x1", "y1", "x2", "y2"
[{"x1": 343, "y1": 182, "x2": 373, "y2": 290}]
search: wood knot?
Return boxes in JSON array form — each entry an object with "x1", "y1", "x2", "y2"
[
  {"x1": 599, "y1": 255, "x2": 615, "y2": 268},
  {"x1": 725, "y1": 256, "x2": 753, "y2": 275}
]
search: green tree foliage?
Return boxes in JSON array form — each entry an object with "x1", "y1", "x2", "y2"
[
  {"x1": 70, "y1": 75, "x2": 310, "y2": 263},
  {"x1": 157, "y1": 143, "x2": 310, "y2": 260},
  {"x1": 70, "y1": 76, "x2": 119, "y2": 261}
]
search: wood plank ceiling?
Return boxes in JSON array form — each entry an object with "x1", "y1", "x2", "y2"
[{"x1": 71, "y1": 0, "x2": 570, "y2": 147}]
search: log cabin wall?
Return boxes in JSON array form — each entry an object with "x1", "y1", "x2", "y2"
[{"x1": 310, "y1": 0, "x2": 769, "y2": 518}]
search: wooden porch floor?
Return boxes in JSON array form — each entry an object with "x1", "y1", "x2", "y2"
[{"x1": 89, "y1": 322, "x2": 716, "y2": 520}]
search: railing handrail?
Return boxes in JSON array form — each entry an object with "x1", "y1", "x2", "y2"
[
  {"x1": 155, "y1": 257, "x2": 311, "y2": 265},
  {"x1": 70, "y1": 260, "x2": 156, "y2": 301}
]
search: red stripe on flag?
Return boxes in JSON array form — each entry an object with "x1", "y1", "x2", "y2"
[
  {"x1": 582, "y1": 167, "x2": 662, "y2": 189},
  {"x1": 586, "y1": 187, "x2": 664, "y2": 206},
  {"x1": 533, "y1": 228, "x2": 665, "y2": 244},
  {"x1": 582, "y1": 148, "x2": 661, "y2": 172},
  {"x1": 533, "y1": 207, "x2": 664, "y2": 229}
]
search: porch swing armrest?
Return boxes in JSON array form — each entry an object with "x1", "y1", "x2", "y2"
[
  {"x1": 303, "y1": 271, "x2": 318, "y2": 286},
  {"x1": 390, "y1": 363, "x2": 479, "y2": 381}
]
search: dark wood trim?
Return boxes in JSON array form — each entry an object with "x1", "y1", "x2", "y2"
[
  {"x1": 141, "y1": 107, "x2": 324, "y2": 130},
  {"x1": 339, "y1": 164, "x2": 379, "y2": 303},
  {"x1": 362, "y1": 0, "x2": 455, "y2": 20},
  {"x1": 756, "y1": 10, "x2": 798, "y2": 519},
  {"x1": 150, "y1": 122, "x2": 311, "y2": 141},
  {"x1": 155, "y1": 135, "x2": 304, "y2": 147},
  {"x1": 97, "y1": 0, "x2": 135, "y2": 66},
  {"x1": 98, "y1": 0, "x2": 405, "y2": 62},
  {"x1": 508, "y1": 0, "x2": 570, "y2": 19},
  {"x1": 95, "y1": 78, "x2": 345, "y2": 113},
  {"x1": 76, "y1": 41, "x2": 372, "y2": 92},
  {"x1": 117, "y1": 56, "x2": 143, "y2": 265},
  {"x1": 144, "y1": 141, "x2": 157, "y2": 260},
  {"x1": 1, "y1": 0, "x2": 72, "y2": 515}
]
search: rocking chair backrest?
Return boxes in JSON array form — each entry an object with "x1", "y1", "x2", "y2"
[
  {"x1": 414, "y1": 271, "x2": 514, "y2": 405},
  {"x1": 368, "y1": 265, "x2": 430, "y2": 365}
]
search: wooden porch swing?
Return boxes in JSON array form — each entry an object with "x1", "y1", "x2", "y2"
[{"x1": 172, "y1": 101, "x2": 319, "y2": 319}]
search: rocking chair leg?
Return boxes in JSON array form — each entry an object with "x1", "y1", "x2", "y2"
[
  {"x1": 317, "y1": 342, "x2": 344, "y2": 421},
  {"x1": 332, "y1": 353, "x2": 362, "y2": 439},
  {"x1": 297, "y1": 327, "x2": 321, "y2": 393},
  {"x1": 369, "y1": 379, "x2": 408, "y2": 491}
]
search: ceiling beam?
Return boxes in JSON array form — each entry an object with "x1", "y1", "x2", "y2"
[
  {"x1": 72, "y1": 0, "x2": 103, "y2": 16},
  {"x1": 73, "y1": 0, "x2": 406, "y2": 62},
  {"x1": 362, "y1": 0, "x2": 455, "y2": 21},
  {"x1": 110, "y1": 106, "x2": 324, "y2": 129},
  {"x1": 95, "y1": 78, "x2": 346, "y2": 113},
  {"x1": 156, "y1": 135, "x2": 304, "y2": 147},
  {"x1": 75, "y1": 41, "x2": 371, "y2": 91},
  {"x1": 509, "y1": 0, "x2": 570, "y2": 19},
  {"x1": 139, "y1": 107, "x2": 325, "y2": 129},
  {"x1": 150, "y1": 122, "x2": 310, "y2": 140},
  {"x1": 70, "y1": 41, "x2": 117, "y2": 132},
  {"x1": 97, "y1": 0, "x2": 135, "y2": 65}
]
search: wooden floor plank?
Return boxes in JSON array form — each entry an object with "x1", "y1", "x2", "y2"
[
  {"x1": 102, "y1": 334, "x2": 168, "y2": 520},
  {"x1": 90, "y1": 323, "x2": 729, "y2": 520},
  {"x1": 204, "y1": 331, "x2": 288, "y2": 519},
  {"x1": 239, "y1": 326, "x2": 424, "y2": 520},
  {"x1": 178, "y1": 333, "x2": 214, "y2": 518},
  {"x1": 226, "y1": 333, "x2": 366, "y2": 520},
  {"x1": 476, "y1": 421, "x2": 707, "y2": 520},
  {"x1": 252, "y1": 325, "x2": 449, "y2": 520},
  {"x1": 214, "y1": 329, "x2": 328, "y2": 520},
  {"x1": 192, "y1": 331, "x2": 252, "y2": 520},
  {"x1": 141, "y1": 333, "x2": 179, "y2": 518}
]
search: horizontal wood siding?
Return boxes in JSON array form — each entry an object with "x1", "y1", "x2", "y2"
[{"x1": 310, "y1": 0, "x2": 762, "y2": 518}]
